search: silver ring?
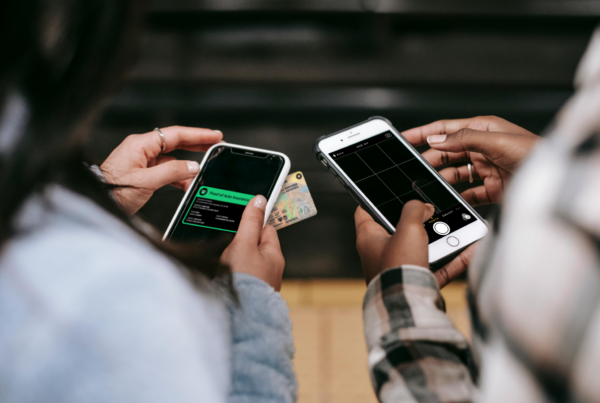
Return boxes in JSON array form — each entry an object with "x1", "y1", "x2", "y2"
[
  {"x1": 467, "y1": 163, "x2": 474, "y2": 184},
  {"x1": 155, "y1": 127, "x2": 166, "y2": 152}
]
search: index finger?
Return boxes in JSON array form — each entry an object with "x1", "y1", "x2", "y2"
[
  {"x1": 401, "y1": 119, "x2": 477, "y2": 147},
  {"x1": 146, "y1": 126, "x2": 224, "y2": 153},
  {"x1": 434, "y1": 243, "x2": 477, "y2": 289}
]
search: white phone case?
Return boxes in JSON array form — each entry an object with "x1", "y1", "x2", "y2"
[{"x1": 163, "y1": 143, "x2": 291, "y2": 240}]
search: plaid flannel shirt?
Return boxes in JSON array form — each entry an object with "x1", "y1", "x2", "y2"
[{"x1": 363, "y1": 28, "x2": 600, "y2": 403}]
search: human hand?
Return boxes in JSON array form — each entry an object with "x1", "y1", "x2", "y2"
[
  {"x1": 434, "y1": 243, "x2": 478, "y2": 289},
  {"x1": 355, "y1": 201, "x2": 434, "y2": 285},
  {"x1": 100, "y1": 126, "x2": 223, "y2": 215},
  {"x1": 355, "y1": 202, "x2": 478, "y2": 288},
  {"x1": 220, "y1": 196, "x2": 285, "y2": 291},
  {"x1": 402, "y1": 116, "x2": 540, "y2": 205}
]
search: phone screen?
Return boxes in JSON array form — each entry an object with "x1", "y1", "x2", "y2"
[
  {"x1": 167, "y1": 146, "x2": 285, "y2": 242},
  {"x1": 329, "y1": 131, "x2": 477, "y2": 244}
]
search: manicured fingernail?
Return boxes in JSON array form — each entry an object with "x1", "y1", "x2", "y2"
[
  {"x1": 187, "y1": 161, "x2": 200, "y2": 174},
  {"x1": 427, "y1": 135, "x2": 447, "y2": 144},
  {"x1": 253, "y1": 195, "x2": 267, "y2": 210}
]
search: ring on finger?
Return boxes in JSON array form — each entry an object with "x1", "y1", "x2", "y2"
[
  {"x1": 467, "y1": 163, "x2": 474, "y2": 184},
  {"x1": 155, "y1": 127, "x2": 166, "y2": 153}
]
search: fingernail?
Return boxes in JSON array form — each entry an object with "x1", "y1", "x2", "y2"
[
  {"x1": 253, "y1": 195, "x2": 267, "y2": 210},
  {"x1": 427, "y1": 135, "x2": 447, "y2": 144},
  {"x1": 213, "y1": 130, "x2": 223, "y2": 135},
  {"x1": 187, "y1": 161, "x2": 200, "y2": 174}
]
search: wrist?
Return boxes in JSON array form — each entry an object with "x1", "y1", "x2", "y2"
[
  {"x1": 231, "y1": 267, "x2": 281, "y2": 292},
  {"x1": 363, "y1": 266, "x2": 383, "y2": 286},
  {"x1": 366, "y1": 264, "x2": 433, "y2": 289}
]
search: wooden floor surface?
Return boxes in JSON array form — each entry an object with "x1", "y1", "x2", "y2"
[{"x1": 280, "y1": 280, "x2": 470, "y2": 403}]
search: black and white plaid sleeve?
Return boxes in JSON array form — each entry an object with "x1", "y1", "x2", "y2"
[{"x1": 363, "y1": 265, "x2": 477, "y2": 403}]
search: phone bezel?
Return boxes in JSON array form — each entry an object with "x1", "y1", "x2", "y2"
[
  {"x1": 163, "y1": 143, "x2": 291, "y2": 241},
  {"x1": 316, "y1": 117, "x2": 488, "y2": 264}
]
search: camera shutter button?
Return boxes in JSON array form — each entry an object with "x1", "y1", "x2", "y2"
[{"x1": 432, "y1": 221, "x2": 450, "y2": 235}]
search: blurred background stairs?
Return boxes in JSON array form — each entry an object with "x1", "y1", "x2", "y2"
[{"x1": 89, "y1": 0, "x2": 598, "y2": 278}]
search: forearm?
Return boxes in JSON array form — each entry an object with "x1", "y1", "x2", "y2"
[
  {"x1": 227, "y1": 273, "x2": 297, "y2": 403},
  {"x1": 364, "y1": 265, "x2": 476, "y2": 403}
]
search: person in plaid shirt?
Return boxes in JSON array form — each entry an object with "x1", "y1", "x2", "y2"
[{"x1": 357, "y1": 28, "x2": 600, "y2": 403}]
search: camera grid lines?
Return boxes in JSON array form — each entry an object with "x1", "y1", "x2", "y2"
[
  {"x1": 354, "y1": 157, "x2": 415, "y2": 184},
  {"x1": 352, "y1": 139, "x2": 442, "y2": 212}
]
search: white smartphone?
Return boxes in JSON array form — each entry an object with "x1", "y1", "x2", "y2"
[
  {"x1": 315, "y1": 117, "x2": 488, "y2": 265},
  {"x1": 164, "y1": 143, "x2": 290, "y2": 242}
]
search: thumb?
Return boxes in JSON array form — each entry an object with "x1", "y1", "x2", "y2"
[
  {"x1": 140, "y1": 160, "x2": 200, "y2": 190},
  {"x1": 427, "y1": 128, "x2": 511, "y2": 157},
  {"x1": 382, "y1": 200, "x2": 434, "y2": 269},
  {"x1": 234, "y1": 195, "x2": 268, "y2": 246}
]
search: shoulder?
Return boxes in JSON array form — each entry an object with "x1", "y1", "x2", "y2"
[
  {"x1": 0, "y1": 188, "x2": 230, "y2": 399},
  {"x1": 0, "y1": 188, "x2": 231, "y2": 399},
  {"x1": 3, "y1": 194, "x2": 209, "y2": 316},
  {"x1": 1, "y1": 185, "x2": 229, "y2": 330}
]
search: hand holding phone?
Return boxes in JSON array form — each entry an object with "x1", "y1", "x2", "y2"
[
  {"x1": 220, "y1": 195, "x2": 285, "y2": 291},
  {"x1": 403, "y1": 116, "x2": 539, "y2": 205},
  {"x1": 315, "y1": 117, "x2": 488, "y2": 266},
  {"x1": 355, "y1": 201, "x2": 433, "y2": 284},
  {"x1": 355, "y1": 203, "x2": 478, "y2": 288},
  {"x1": 164, "y1": 144, "x2": 290, "y2": 242}
]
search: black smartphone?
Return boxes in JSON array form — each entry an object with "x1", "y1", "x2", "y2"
[
  {"x1": 314, "y1": 117, "x2": 488, "y2": 266},
  {"x1": 164, "y1": 144, "x2": 290, "y2": 242}
]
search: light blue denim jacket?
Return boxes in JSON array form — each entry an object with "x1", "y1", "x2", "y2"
[{"x1": 0, "y1": 186, "x2": 297, "y2": 403}]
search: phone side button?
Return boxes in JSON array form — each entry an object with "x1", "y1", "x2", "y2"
[
  {"x1": 446, "y1": 236, "x2": 460, "y2": 247},
  {"x1": 345, "y1": 187, "x2": 362, "y2": 206}
]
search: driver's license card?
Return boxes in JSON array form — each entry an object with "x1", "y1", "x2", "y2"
[{"x1": 267, "y1": 171, "x2": 317, "y2": 230}]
